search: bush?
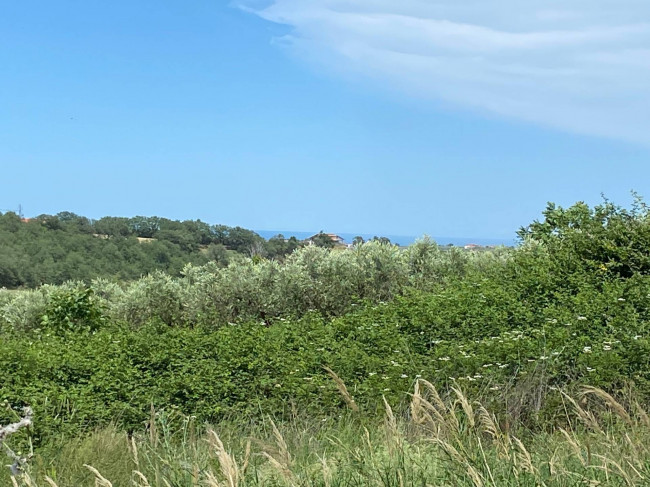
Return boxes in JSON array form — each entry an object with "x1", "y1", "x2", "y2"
[{"x1": 39, "y1": 286, "x2": 106, "y2": 335}]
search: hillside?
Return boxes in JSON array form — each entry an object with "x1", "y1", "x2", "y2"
[{"x1": 0, "y1": 212, "x2": 300, "y2": 288}]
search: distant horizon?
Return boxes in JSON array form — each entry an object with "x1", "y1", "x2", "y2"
[{"x1": 254, "y1": 230, "x2": 517, "y2": 247}]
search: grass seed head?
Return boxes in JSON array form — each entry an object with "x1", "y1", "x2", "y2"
[{"x1": 324, "y1": 366, "x2": 359, "y2": 412}]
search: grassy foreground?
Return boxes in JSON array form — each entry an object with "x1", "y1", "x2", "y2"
[{"x1": 5, "y1": 380, "x2": 650, "y2": 487}]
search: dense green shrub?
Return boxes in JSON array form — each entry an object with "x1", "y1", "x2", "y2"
[
  {"x1": 519, "y1": 197, "x2": 650, "y2": 280},
  {"x1": 2, "y1": 271, "x2": 650, "y2": 443},
  {"x1": 39, "y1": 287, "x2": 106, "y2": 335}
]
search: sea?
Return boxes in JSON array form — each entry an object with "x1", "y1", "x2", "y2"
[{"x1": 255, "y1": 230, "x2": 516, "y2": 248}]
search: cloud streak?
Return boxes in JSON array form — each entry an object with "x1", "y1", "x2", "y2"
[{"x1": 245, "y1": 0, "x2": 650, "y2": 143}]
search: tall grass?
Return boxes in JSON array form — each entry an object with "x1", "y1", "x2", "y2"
[{"x1": 6, "y1": 380, "x2": 650, "y2": 486}]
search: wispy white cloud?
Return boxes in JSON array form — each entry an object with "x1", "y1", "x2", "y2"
[{"x1": 244, "y1": 0, "x2": 650, "y2": 143}]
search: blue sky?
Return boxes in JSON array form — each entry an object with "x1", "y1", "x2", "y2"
[{"x1": 1, "y1": 1, "x2": 649, "y2": 239}]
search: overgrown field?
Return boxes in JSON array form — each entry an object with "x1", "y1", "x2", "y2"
[
  {"x1": 6, "y1": 382, "x2": 650, "y2": 486},
  {"x1": 2, "y1": 199, "x2": 650, "y2": 485}
]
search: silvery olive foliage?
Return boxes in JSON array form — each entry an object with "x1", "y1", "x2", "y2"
[{"x1": 1, "y1": 239, "x2": 505, "y2": 330}]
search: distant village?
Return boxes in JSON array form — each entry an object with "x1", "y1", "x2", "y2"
[{"x1": 303, "y1": 232, "x2": 502, "y2": 250}]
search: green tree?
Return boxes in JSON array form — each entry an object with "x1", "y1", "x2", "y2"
[
  {"x1": 0, "y1": 254, "x2": 22, "y2": 287},
  {"x1": 371, "y1": 236, "x2": 392, "y2": 245},
  {"x1": 312, "y1": 232, "x2": 335, "y2": 249},
  {"x1": 130, "y1": 216, "x2": 161, "y2": 238},
  {"x1": 518, "y1": 198, "x2": 650, "y2": 279},
  {"x1": 264, "y1": 234, "x2": 301, "y2": 259},
  {"x1": 94, "y1": 217, "x2": 133, "y2": 237},
  {"x1": 205, "y1": 243, "x2": 230, "y2": 266}
]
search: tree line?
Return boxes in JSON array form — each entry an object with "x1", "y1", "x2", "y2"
[{"x1": 0, "y1": 211, "x2": 303, "y2": 288}]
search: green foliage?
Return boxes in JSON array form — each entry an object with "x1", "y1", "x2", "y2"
[
  {"x1": 39, "y1": 287, "x2": 106, "y2": 335},
  {"x1": 518, "y1": 197, "x2": 650, "y2": 279},
  {"x1": 309, "y1": 231, "x2": 338, "y2": 248},
  {"x1": 51, "y1": 239, "x2": 461, "y2": 328},
  {"x1": 5, "y1": 197, "x2": 650, "y2": 455},
  {"x1": 265, "y1": 234, "x2": 300, "y2": 259},
  {"x1": 8, "y1": 384, "x2": 650, "y2": 487},
  {"x1": 0, "y1": 211, "x2": 305, "y2": 289}
]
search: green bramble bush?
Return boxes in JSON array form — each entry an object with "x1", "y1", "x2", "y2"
[{"x1": 39, "y1": 286, "x2": 106, "y2": 335}]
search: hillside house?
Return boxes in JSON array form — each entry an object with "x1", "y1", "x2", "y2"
[
  {"x1": 305, "y1": 233, "x2": 346, "y2": 247},
  {"x1": 464, "y1": 243, "x2": 483, "y2": 250}
]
